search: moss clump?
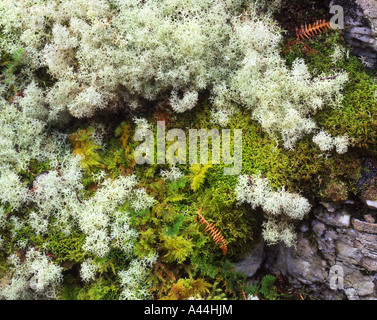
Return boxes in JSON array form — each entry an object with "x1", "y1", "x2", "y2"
[
  {"x1": 69, "y1": 127, "x2": 103, "y2": 172},
  {"x1": 320, "y1": 179, "x2": 349, "y2": 202},
  {"x1": 45, "y1": 231, "x2": 87, "y2": 267},
  {"x1": 76, "y1": 278, "x2": 120, "y2": 300},
  {"x1": 361, "y1": 186, "x2": 377, "y2": 202}
]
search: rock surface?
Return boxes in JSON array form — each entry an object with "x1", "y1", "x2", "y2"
[
  {"x1": 331, "y1": 0, "x2": 377, "y2": 67},
  {"x1": 239, "y1": 201, "x2": 377, "y2": 299},
  {"x1": 234, "y1": 239, "x2": 264, "y2": 278}
]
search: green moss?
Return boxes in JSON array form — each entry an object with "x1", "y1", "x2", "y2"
[
  {"x1": 60, "y1": 274, "x2": 82, "y2": 300},
  {"x1": 20, "y1": 159, "x2": 51, "y2": 186},
  {"x1": 0, "y1": 251, "x2": 9, "y2": 279},
  {"x1": 317, "y1": 66, "x2": 377, "y2": 152},
  {"x1": 69, "y1": 127, "x2": 103, "y2": 172},
  {"x1": 320, "y1": 179, "x2": 349, "y2": 202},
  {"x1": 282, "y1": 31, "x2": 377, "y2": 154},
  {"x1": 76, "y1": 278, "x2": 120, "y2": 300},
  {"x1": 44, "y1": 28, "x2": 377, "y2": 299},
  {"x1": 245, "y1": 274, "x2": 291, "y2": 300},
  {"x1": 0, "y1": 48, "x2": 25, "y2": 101},
  {"x1": 160, "y1": 234, "x2": 194, "y2": 264},
  {"x1": 45, "y1": 231, "x2": 87, "y2": 267}
]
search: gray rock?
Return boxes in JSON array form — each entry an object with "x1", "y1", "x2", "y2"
[
  {"x1": 354, "y1": 232, "x2": 377, "y2": 259},
  {"x1": 300, "y1": 222, "x2": 309, "y2": 233},
  {"x1": 320, "y1": 202, "x2": 340, "y2": 213},
  {"x1": 366, "y1": 200, "x2": 377, "y2": 210},
  {"x1": 235, "y1": 239, "x2": 264, "y2": 277},
  {"x1": 336, "y1": 241, "x2": 363, "y2": 266},
  {"x1": 264, "y1": 199, "x2": 377, "y2": 299},
  {"x1": 349, "y1": 27, "x2": 372, "y2": 35},
  {"x1": 268, "y1": 233, "x2": 328, "y2": 286},
  {"x1": 314, "y1": 206, "x2": 351, "y2": 228},
  {"x1": 353, "y1": 33, "x2": 373, "y2": 44},
  {"x1": 332, "y1": 0, "x2": 377, "y2": 67},
  {"x1": 344, "y1": 287, "x2": 359, "y2": 300},
  {"x1": 345, "y1": 270, "x2": 375, "y2": 297},
  {"x1": 353, "y1": 218, "x2": 377, "y2": 234},
  {"x1": 312, "y1": 219, "x2": 327, "y2": 238},
  {"x1": 364, "y1": 214, "x2": 376, "y2": 223},
  {"x1": 361, "y1": 257, "x2": 377, "y2": 271}
]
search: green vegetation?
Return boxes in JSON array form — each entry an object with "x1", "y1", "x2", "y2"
[{"x1": 0, "y1": 0, "x2": 377, "y2": 301}]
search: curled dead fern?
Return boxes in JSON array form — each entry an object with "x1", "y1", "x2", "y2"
[
  {"x1": 295, "y1": 19, "x2": 331, "y2": 40},
  {"x1": 197, "y1": 208, "x2": 227, "y2": 255}
]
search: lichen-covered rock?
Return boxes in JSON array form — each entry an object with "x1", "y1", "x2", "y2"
[
  {"x1": 361, "y1": 257, "x2": 377, "y2": 271},
  {"x1": 331, "y1": 0, "x2": 377, "y2": 67}
]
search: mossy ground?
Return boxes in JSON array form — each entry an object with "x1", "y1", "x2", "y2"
[
  {"x1": 2, "y1": 2, "x2": 377, "y2": 300},
  {"x1": 65, "y1": 25, "x2": 377, "y2": 299}
]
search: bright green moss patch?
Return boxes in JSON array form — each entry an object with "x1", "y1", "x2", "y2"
[
  {"x1": 76, "y1": 278, "x2": 120, "y2": 300},
  {"x1": 46, "y1": 232, "x2": 87, "y2": 266}
]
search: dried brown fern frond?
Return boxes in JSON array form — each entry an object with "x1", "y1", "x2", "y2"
[
  {"x1": 197, "y1": 208, "x2": 227, "y2": 255},
  {"x1": 295, "y1": 19, "x2": 331, "y2": 40},
  {"x1": 240, "y1": 288, "x2": 247, "y2": 300}
]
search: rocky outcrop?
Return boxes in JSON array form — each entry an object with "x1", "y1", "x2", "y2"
[
  {"x1": 238, "y1": 200, "x2": 377, "y2": 299},
  {"x1": 331, "y1": 0, "x2": 377, "y2": 67},
  {"x1": 314, "y1": 207, "x2": 377, "y2": 299},
  {"x1": 234, "y1": 239, "x2": 264, "y2": 278}
]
